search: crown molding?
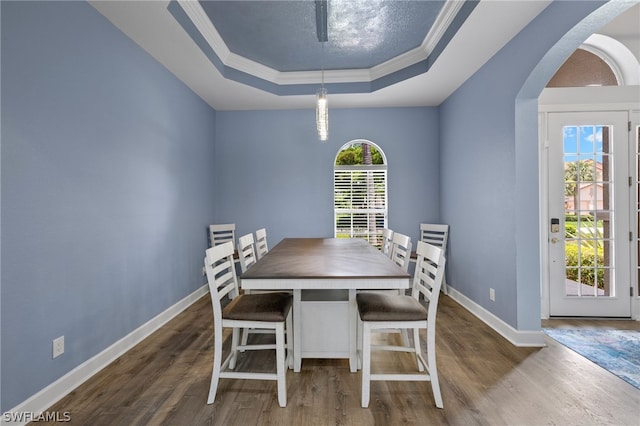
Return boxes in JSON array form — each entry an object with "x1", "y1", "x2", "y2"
[
  {"x1": 369, "y1": 0, "x2": 466, "y2": 80},
  {"x1": 178, "y1": 0, "x2": 229, "y2": 62},
  {"x1": 422, "y1": 0, "x2": 465, "y2": 55}
]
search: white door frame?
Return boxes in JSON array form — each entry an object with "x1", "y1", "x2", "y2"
[
  {"x1": 631, "y1": 110, "x2": 640, "y2": 319},
  {"x1": 539, "y1": 86, "x2": 640, "y2": 319}
]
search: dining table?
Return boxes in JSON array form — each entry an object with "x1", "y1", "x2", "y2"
[{"x1": 239, "y1": 237, "x2": 411, "y2": 372}]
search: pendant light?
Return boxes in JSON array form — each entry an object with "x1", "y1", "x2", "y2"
[{"x1": 315, "y1": 0, "x2": 328, "y2": 141}]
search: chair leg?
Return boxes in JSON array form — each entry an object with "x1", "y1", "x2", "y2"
[
  {"x1": 427, "y1": 329, "x2": 443, "y2": 408},
  {"x1": 396, "y1": 289, "x2": 411, "y2": 347},
  {"x1": 207, "y1": 327, "x2": 223, "y2": 404},
  {"x1": 413, "y1": 327, "x2": 425, "y2": 372},
  {"x1": 286, "y1": 312, "x2": 293, "y2": 370},
  {"x1": 240, "y1": 328, "x2": 250, "y2": 352},
  {"x1": 356, "y1": 314, "x2": 363, "y2": 370},
  {"x1": 275, "y1": 322, "x2": 287, "y2": 407},
  {"x1": 229, "y1": 328, "x2": 240, "y2": 369},
  {"x1": 400, "y1": 329, "x2": 410, "y2": 347},
  {"x1": 361, "y1": 322, "x2": 371, "y2": 408}
]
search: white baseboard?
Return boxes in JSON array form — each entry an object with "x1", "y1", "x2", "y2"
[
  {"x1": 2, "y1": 285, "x2": 209, "y2": 425},
  {"x1": 446, "y1": 287, "x2": 546, "y2": 347}
]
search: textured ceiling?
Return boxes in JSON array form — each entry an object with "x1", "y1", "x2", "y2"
[
  {"x1": 199, "y1": 0, "x2": 446, "y2": 72},
  {"x1": 90, "y1": 1, "x2": 640, "y2": 110},
  {"x1": 168, "y1": 0, "x2": 478, "y2": 96}
]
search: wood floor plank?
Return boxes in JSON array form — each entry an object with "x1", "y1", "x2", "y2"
[{"x1": 33, "y1": 295, "x2": 640, "y2": 425}]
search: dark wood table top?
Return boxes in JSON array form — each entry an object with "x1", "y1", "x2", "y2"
[{"x1": 241, "y1": 238, "x2": 410, "y2": 281}]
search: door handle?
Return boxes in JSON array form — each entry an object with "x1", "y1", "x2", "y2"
[{"x1": 551, "y1": 237, "x2": 560, "y2": 244}]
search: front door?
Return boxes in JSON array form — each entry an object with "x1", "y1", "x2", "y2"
[
  {"x1": 548, "y1": 111, "x2": 631, "y2": 317},
  {"x1": 632, "y1": 111, "x2": 640, "y2": 312}
]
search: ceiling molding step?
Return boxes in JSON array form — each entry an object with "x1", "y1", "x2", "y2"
[
  {"x1": 277, "y1": 69, "x2": 374, "y2": 85},
  {"x1": 177, "y1": 0, "x2": 285, "y2": 83},
  {"x1": 370, "y1": 0, "x2": 468, "y2": 80},
  {"x1": 177, "y1": 0, "x2": 230, "y2": 62},
  {"x1": 421, "y1": 0, "x2": 466, "y2": 56},
  {"x1": 369, "y1": 46, "x2": 428, "y2": 81}
]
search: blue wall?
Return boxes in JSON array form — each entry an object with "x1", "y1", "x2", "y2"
[
  {"x1": 214, "y1": 107, "x2": 441, "y2": 245},
  {"x1": 1, "y1": 2, "x2": 216, "y2": 410},
  {"x1": 439, "y1": 0, "x2": 629, "y2": 330}
]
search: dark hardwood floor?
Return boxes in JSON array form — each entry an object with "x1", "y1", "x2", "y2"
[{"x1": 35, "y1": 295, "x2": 640, "y2": 425}]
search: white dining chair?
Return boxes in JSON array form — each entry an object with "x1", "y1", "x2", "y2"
[
  {"x1": 390, "y1": 232, "x2": 412, "y2": 272},
  {"x1": 357, "y1": 240, "x2": 446, "y2": 408},
  {"x1": 380, "y1": 228, "x2": 394, "y2": 258},
  {"x1": 410, "y1": 223, "x2": 449, "y2": 294},
  {"x1": 237, "y1": 232, "x2": 258, "y2": 273},
  {"x1": 209, "y1": 223, "x2": 236, "y2": 248},
  {"x1": 204, "y1": 241, "x2": 292, "y2": 407},
  {"x1": 237, "y1": 232, "x2": 281, "y2": 348},
  {"x1": 204, "y1": 223, "x2": 239, "y2": 279},
  {"x1": 368, "y1": 231, "x2": 412, "y2": 345},
  {"x1": 255, "y1": 228, "x2": 269, "y2": 260}
]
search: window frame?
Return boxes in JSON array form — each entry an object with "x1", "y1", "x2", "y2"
[{"x1": 333, "y1": 140, "x2": 388, "y2": 246}]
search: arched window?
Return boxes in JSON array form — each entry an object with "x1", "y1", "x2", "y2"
[
  {"x1": 545, "y1": 33, "x2": 639, "y2": 88},
  {"x1": 333, "y1": 140, "x2": 388, "y2": 246},
  {"x1": 546, "y1": 48, "x2": 619, "y2": 87}
]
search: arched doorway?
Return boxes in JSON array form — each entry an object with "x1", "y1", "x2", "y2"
[{"x1": 514, "y1": 1, "x2": 639, "y2": 323}]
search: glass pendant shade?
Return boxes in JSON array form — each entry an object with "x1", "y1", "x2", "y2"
[{"x1": 316, "y1": 88, "x2": 328, "y2": 141}]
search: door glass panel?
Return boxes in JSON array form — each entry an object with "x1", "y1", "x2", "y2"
[
  {"x1": 548, "y1": 111, "x2": 630, "y2": 317},
  {"x1": 563, "y1": 125, "x2": 613, "y2": 298}
]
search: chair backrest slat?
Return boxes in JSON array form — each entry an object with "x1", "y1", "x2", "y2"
[
  {"x1": 419, "y1": 223, "x2": 449, "y2": 250},
  {"x1": 209, "y1": 223, "x2": 236, "y2": 248}
]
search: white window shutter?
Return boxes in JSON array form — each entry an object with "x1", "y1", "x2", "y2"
[{"x1": 334, "y1": 166, "x2": 388, "y2": 246}]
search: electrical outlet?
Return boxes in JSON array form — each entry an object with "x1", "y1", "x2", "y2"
[
  {"x1": 53, "y1": 336, "x2": 65, "y2": 358},
  {"x1": 489, "y1": 288, "x2": 496, "y2": 301}
]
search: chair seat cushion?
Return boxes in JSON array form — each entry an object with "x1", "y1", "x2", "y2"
[
  {"x1": 356, "y1": 292, "x2": 427, "y2": 322},
  {"x1": 223, "y1": 292, "x2": 292, "y2": 322}
]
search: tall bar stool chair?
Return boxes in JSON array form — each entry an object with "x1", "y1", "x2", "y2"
[
  {"x1": 209, "y1": 223, "x2": 239, "y2": 263},
  {"x1": 357, "y1": 240, "x2": 446, "y2": 408},
  {"x1": 237, "y1": 232, "x2": 258, "y2": 273},
  {"x1": 237, "y1": 232, "x2": 275, "y2": 347},
  {"x1": 209, "y1": 223, "x2": 236, "y2": 248},
  {"x1": 410, "y1": 223, "x2": 449, "y2": 294},
  {"x1": 380, "y1": 228, "x2": 394, "y2": 258},
  {"x1": 204, "y1": 241, "x2": 292, "y2": 407},
  {"x1": 255, "y1": 228, "x2": 269, "y2": 260},
  {"x1": 390, "y1": 232, "x2": 412, "y2": 272},
  {"x1": 373, "y1": 231, "x2": 412, "y2": 344}
]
